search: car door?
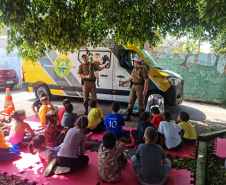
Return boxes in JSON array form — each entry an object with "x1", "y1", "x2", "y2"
[{"x1": 114, "y1": 50, "x2": 138, "y2": 102}]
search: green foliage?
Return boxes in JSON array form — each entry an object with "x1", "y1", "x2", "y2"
[
  {"x1": 173, "y1": 41, "x2": 200, "y2": 54},
  {"x1": 171, "y1": 157, "x2": 197, "y2": 173},
  {"x1": 206, "y1": 140, "x2": 226, "y2": 185},
  {"x1": 0, "y1": 0, "x2": 225, "y2": 60},
  {"x1": 0, "y1": 0, "x2": 200, "y2": 60}
]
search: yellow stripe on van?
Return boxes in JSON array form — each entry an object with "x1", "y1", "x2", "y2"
[
  {"x1": 127, "y1": 44, "x2": 171, "y2": 92},
  {"x1": 23, "y1": 59, "x2": 65, "y2": 95}
]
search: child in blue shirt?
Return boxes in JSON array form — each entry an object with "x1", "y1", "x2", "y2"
[{"x1": 104, "y1": 102, "x2": 130, "y2": 141}]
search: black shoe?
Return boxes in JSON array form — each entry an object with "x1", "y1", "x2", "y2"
[
  {"x1": 124, "y1": 108, "x2": 132, "y2": 121},
  {"x1": 84, "y1": 108, "x2": 88, "y2": 115},
  {"x1": 121, "y1": 159, "x2": 128, "y2": 167},
  {"x1": 124, "y1": 114, "x2": 130, "y2": 121}
]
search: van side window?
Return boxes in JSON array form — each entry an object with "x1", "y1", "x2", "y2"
[
  {"x1": 118, "y1": 50, "x2": 139, "y2": 70},
  {"x1": 78, "y1": 50, "x2": 111, "y2": 68}
]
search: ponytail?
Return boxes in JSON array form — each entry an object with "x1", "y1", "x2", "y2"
[
  {"x1": 76, "y1": 116, "x2": 88, "y2": 130},
  {"x1": 27, "y1": 135, "x2": 46, "y2": 154},
  {"x1": 28, "y1": 142, "x2": 35, "y2": 155}
]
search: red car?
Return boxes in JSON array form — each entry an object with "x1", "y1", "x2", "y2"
[{"x1": 0, "y1": 65, "x2": 19, "y2": 89}]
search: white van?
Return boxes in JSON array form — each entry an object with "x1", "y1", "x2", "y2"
[{"x1": 22, "y1": 39, "x2": 183, "y2": 107}]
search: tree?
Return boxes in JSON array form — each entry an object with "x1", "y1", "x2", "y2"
[
  {"x1": 173, "y1": 41, "x2": 200, "y2": 67},
  {"x1": 0, "y1": 0, "x2": 201, "y2": 60},
  {"x1": 210, "y1": 34, "x2": 226, "y2": 71},
  {"x1": 0, "y1": 1, "x2": 225, "y2": 60}
]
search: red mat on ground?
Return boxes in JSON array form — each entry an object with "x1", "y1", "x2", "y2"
[
  {"x1": 0, "y1": 150, "x2": 194, "y2": 185},
  {"x1": 90, "y1": 126, "x2": 136, "y2": 147},
  {"x1": 18, "y1": 151, "x2": 139, "y2": 185},
  {"x1": 166, "y1": 169, "x2": 194, "y2": 185},
  {"x1": 214, "y1": 138, "x2": 226, "y2": 158},
  {"x1": 26, "y1": 121, "x2": 44, "y2": 132},
  {"x1": 0, "y1": 151, "x2": 40, "y2": 176},
  {"x1": 163, "y1": 143, "x2": 197, "y2": 159},
  {"x1": 25, "y1": 115, "x2": 40, "y2": 123}
]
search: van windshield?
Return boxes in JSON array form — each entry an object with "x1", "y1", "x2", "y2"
[{"x1": 139, "y1": 49, "x2": 157, "y2": 67}]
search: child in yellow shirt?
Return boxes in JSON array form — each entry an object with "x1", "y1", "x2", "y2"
[
  {"x1": 87, "y1": 100, "x2": 106, "y2": 133},
  {"x1": 39, "y1": 96, "x2": 57, "y2": 126},
  {"x1": 177, "y1": 111, "x2": 196, "y2": 145}
]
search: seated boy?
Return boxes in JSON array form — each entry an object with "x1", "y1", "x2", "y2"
[
  {"x1": 151, "y1": 106, "x2": 164, "y2": 130},
  {"x1": 39, "y1": 96, "x2": 58, "y2": 126},
  {"x1": 104, "y1": 102, "x2": 130, "y2": 142},
  {"x1": 87, "y1": 100, "x2": 106, "y2": 133},
  {"x1": 177, "y1": 111, "x2": 197, "y2": 145},
  {"x1": 158, "y1": 111, "x2": 185, "y2": 150},
  {"x1": 58, "y1": 99, "x2": 71, "y2": 125},
  {"x1": 98, "y1": 131, "x2": 127, "y2": 183},
  {"x1": 61, "y1": 103, "x2": 82, "y2": 129},
  {"x1": 31, "y1": 92, "x2": 47, "y2": 117},
  {"x1": 131, "y1": 127, "x2": 171, "y2": 185},
  {"x1": 131, "y1": 112, "x2": 155, "y2": 145}
]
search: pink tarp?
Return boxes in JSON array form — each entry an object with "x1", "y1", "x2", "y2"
[
  {"x1": 163, "y1": 143, "x2": 197, "y2": 159},
  {"x1": 90, "y1": 126, "x2": 136, "y2": 147},
  {"x1": 214, "y1": 137, "x2": 226, "y2": 158},
  {"x1": 0, "y1": 150, "x2": 194, "y2": 185}
]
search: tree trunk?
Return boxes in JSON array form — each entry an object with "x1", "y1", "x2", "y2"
[
  {"x1": 223, "y1": 62, "x2": 226, "y2": 74},
  {"x1": 194, "y1": 54, "x2": 199, "y2": 64},
  {"x1": 180, "y1": 54, "x2": 190, "y2": 67},
  {"x1": 214, "y1": 56, "x2": 220, "y2": 68}
]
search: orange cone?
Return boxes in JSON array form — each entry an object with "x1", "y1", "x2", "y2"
[
  {"x1": 4, "y1": 88, "x2": 15, "y2": 110},
  {"x1": 0, "y1": 104, "x2": 15, "y2": 116}
]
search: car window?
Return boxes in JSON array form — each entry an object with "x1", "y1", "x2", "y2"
[
  {"x1": 78, "y1": 50, "x2": 111, "y2": 68},
  {"x1": 118, "y1": 50, "x2": 140, "y2": 69}
]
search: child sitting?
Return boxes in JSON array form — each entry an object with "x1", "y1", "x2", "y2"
[
  {"x1": 61, "y1": 103, "x2": 83, "y2": 129},
  {"x1": 31, "y1": 92, "x2": 47, "y2": 117},
  {"x1": 7, "y1": 110, "x2": 35, "y2": 148},
  {"x1": 45, "y1": 117, "x2": 89, "y2": 176},
  {"x1": 104, "y1": 102, "x2": 130, "y2": 142},
  {"x1": 151, "y1": 106, "x2": 164, "y2": 130},
  {"x1": 131, "y1": 127, "x2": 171, "y2": 185},
  {"x1": 98, "y1": 131, "x2": 127, "y2": 183},
  {"x1": 177, "y1": 111, "x2": 197, "y2": 145},
  {"x1": 131, "y1": 112, "x2": 155, "y2": 145},
  {"x1": 58, "y1": 99, "x2": 71, "y2": 125},
  {"x1": 44, "y1": 111, "x2": 67, "y2": 147},
  {"x1": 158, "y1": 111, "x2": 185, "y2": 150},
  {"x1": 39, "y1": 96, "x2": 58, "y2": 126},
  {"x1": 0, "y1": 115, "x2": 11, "y2": 136},
  {"x1": 28, "y1": 134, "x2": 70, "y2": 177},
  {"x1": 0, "y1": 127, "x2": 20, "y2": 162},
  {"x1": 87, "y1": 100, "x2": 106, "y2": 133}
]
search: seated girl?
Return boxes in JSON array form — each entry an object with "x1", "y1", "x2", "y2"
[
  {"x1": 43, "y1": 116, "x2": 89, "y2": 177},
  {"x1": 7, "y1": 110, "x2": 35, "y2": 148},
  {"x1": 0, "y1": 127, "x2": 20, "y2": 162},
  {"x1": 28, "y1": 134, "x2": 69, "y2": 177},
  {"x1": 44, "y1": 111, "x2": 68, "y2": 147}
]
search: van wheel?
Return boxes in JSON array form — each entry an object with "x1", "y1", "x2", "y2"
[
  {"x1": 145, "y1": 93, "x2": 165, "y2": 114},
  {"x1": 35, "y1": 84, "x2": 52, "y2": 99}
]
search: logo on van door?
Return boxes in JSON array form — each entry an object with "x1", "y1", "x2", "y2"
[{"x1": 54, "y1": 54, "x2": 72, "y2": 78}]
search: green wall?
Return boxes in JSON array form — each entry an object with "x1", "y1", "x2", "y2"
[{"x1": 154, "y1": 52, "x2": 226, "y2": 104}]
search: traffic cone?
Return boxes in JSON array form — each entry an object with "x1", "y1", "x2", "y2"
[
  {"x1": 4, "y1": 88, "x2": 15, "y2": 110},
  {"x1": 0, "y1": 104, "x2": 15, "y2": 116}
]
